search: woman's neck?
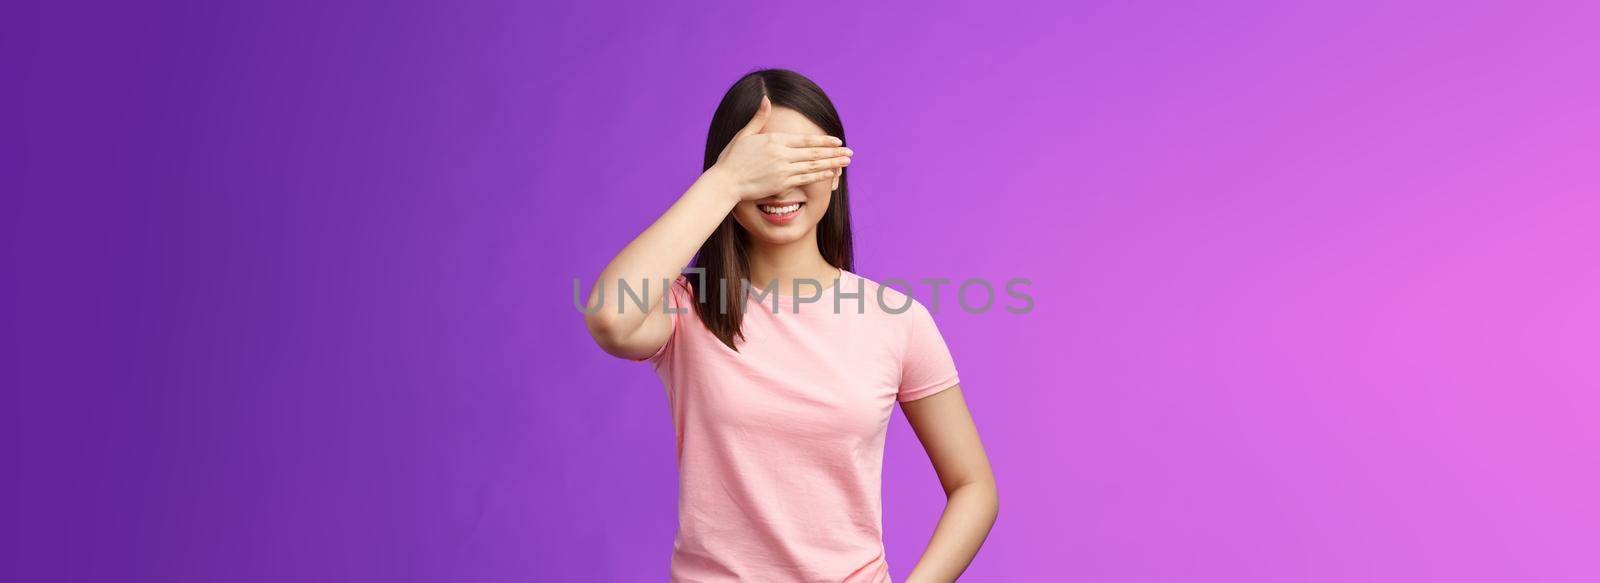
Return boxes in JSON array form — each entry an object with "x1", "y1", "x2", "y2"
[{"x1": 746, "y1": 236, "x2": 841, "y2": 296}]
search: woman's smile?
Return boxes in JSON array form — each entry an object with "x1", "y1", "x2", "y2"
[{"x1": 757, "y1": 200, "x2": 805, "y2": 224}]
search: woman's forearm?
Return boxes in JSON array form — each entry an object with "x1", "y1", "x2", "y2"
[
  {"x1": 904, "y1": 479, "x2": 999, "y2": 583},
  {"x1": 585, "y1": 170, "x2": 737, "y2": 343}
]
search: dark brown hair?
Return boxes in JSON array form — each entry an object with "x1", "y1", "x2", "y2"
[{"x1": 693, "y1": 69, "x2": 854, "y2": 350}]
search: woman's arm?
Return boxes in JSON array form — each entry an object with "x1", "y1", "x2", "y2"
[
  {"x1": 583, "y1": 168, "x2": 739, "y2": 360},
  {"x1": 584, "y1": 96, "x2": 851, "y2": 359},
  {"x1": 900, "y1": 385, "x2": 998, "y2": 582}
]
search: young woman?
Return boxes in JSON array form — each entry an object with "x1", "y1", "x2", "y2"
[{"x1": 585, "y1": 69, "x2": 997, "y2": 582}]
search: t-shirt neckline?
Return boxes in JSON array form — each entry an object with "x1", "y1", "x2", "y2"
[{"x1": 744, "y1": 268, "x2": 855, "y2": 309}]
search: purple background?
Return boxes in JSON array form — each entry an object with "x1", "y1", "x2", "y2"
[{"x1": 8, "y1": 1, "x2": 1599, "y2": 581}]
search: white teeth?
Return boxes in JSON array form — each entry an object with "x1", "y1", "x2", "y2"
[{"x1": 759, "y1": 203, "x2": 801, "y2": 215}]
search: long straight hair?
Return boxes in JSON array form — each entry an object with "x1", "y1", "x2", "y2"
[{"x1": 693, "y1": 69, "x2": 854, "y2": 350}]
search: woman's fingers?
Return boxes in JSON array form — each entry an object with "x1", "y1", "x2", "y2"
[
  {"x1": 775, "y1": 133, "x2": 844, "y2": 148},
  {"x1": 786, "y1": 146, "x2": 853, "y2": 161},
  {"x1": 734, "y1": 95, "x2": 772, "y2": 140},
  {"x1": 785, "y1": 169, "x2": 840, "y2": 188},
  {"x1": 791, "y1": 156, "x2": 851, "y2": 174}
]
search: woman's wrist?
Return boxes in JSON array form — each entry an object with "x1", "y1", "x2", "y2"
[{"x1": 693, "y1": 166, "x2": 746, "y2": 208}]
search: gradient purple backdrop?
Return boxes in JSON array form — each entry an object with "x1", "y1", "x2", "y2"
[{"x1": 8, "y1": 1, "x2": 1599, "y2": 581}]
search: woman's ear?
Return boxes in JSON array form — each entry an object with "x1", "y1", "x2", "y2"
[{"x1": 831, "y1": 168, "x2": 841, "y2": 191}]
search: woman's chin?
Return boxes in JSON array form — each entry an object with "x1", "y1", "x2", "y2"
[{"x1": 747, "y1": 225, "x2": 814, "y2": 246}]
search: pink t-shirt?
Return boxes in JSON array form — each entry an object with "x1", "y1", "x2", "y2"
[{"x1": 643, "y1": 269, "x2": 960, "y2": 582}]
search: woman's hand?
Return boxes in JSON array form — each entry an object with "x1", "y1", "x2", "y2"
[{"x1": 707, "y1": 95, "x2": 853, "y2": 201}]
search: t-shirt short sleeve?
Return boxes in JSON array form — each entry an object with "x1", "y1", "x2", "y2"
[
  {"x1": 897, "y1": 300, "x2": 960, "y2": 402},
  {"x1": 640, "y1": 276, "x2": 693, "y2": 366}
]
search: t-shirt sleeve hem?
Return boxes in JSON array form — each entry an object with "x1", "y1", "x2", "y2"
[
  {"x1": 634, "y1": 339, "x2": 670, "y2": 364},
  {"x1": 633, "y1": 277, "x2": 688, "y2": 366},
  {"x1": 897, "y1": 375, "x2": 960, "y2": 403}
]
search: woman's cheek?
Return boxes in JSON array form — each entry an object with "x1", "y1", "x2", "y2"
[
  {"x1": 809, "y1": 186, "x2": 833, "y2": 218},
  {"x1": 731, "y1": 203, "x2": 758, "y2": 231},
  {"x1": 803, "y1": 183, "x2": 828, "y2": 206}
]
